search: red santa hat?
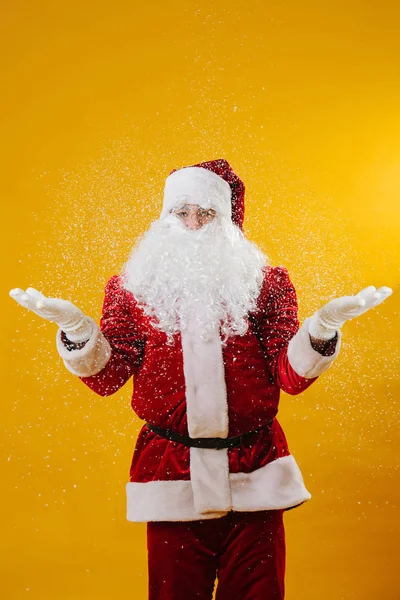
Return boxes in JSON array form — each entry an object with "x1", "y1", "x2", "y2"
[{"x1": 161, "y1": 158, "x2": 245, "y2": 230}]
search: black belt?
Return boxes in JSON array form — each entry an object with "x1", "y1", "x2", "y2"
[{"x1": 145, "y1": 420, "x2": 274, "y2": 450}]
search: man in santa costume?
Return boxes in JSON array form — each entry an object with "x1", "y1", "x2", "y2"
[{"x1": 10, "y1": 159, "x2": 392, "y2": 599}]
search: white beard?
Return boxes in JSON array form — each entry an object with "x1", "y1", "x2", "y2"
[{"x1": 120, "y1": 214, "x2": 269, "y2": 342}]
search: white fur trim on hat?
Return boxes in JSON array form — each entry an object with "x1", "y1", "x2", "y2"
[{"x1": 161, "y1": 166, "x2": 232, "y2": 219}]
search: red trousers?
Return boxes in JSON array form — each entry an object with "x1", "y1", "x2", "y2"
[{"x1": 147, "y1": 510, "x2": 285, "y2": 600}]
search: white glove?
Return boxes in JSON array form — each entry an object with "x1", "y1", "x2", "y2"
[
  {"x1": 9, "y1": 287, "x2": 93, "y2": 343},
  {"x1": 309, "y1": 285, "x2": 393, "y2": 341}
]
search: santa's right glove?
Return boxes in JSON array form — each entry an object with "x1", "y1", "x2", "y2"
[
  {"x1": 9, "y1": 287, "x2": 93, "y2": 343},
  {"x1": 308, "y1": 285, "x2": 393, "y2": 340}
]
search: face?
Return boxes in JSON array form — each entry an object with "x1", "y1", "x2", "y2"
[{"x1": 171, "y1": 204, "x2": 217, "y2": 230}]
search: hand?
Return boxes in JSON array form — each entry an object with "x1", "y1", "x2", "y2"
[
  {"x1": 9, "y1": 287, "x2": 93, "y2": 343},
  {"x1": 309, "y1": 285, "x2": 393, "y2": 340}
]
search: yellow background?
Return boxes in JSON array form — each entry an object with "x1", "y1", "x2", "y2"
[{"x1": 2, "y1": 1, "x2": 399, "y2": 598}]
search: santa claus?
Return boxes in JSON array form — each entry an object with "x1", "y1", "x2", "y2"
[{"x1": 10, "y1": 159, "x2": 392, "y2": 599}]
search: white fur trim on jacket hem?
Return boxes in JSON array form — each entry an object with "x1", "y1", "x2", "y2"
[
  {"x1": 125, "y1": 454, "x2": 311, "y2": 522},
  {"x1": 56, "y1": 317, "x2": 112, "y2": 377},
  {"x1": 287, "y1": 316, "x2": 342, "y2": 379}
]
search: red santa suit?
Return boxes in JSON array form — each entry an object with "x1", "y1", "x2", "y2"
[
  {"x1": 58, "y1": 263, "x2": 340, "y2": 521},
  {"x1": 55, "y1": 159, "x2": 341, "y2": 598}
]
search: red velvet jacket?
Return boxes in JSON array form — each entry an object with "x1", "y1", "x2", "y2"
[{"x1": 57, "y1": 265, "x2": 341, "y2": 522}]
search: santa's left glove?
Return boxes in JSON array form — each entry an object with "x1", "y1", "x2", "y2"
[
  {"x1": 309, "y1": 285, "x2": 393, "y2": 341},
  {"x1": 9, "y1": 287, "x2": 93, "y2": 343}
]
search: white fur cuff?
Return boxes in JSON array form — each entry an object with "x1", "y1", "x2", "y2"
[
  {"x1": 56, "y1": 317, "x2": 112, "y2": 377},
  {"x1": 287, "y1": 316, "x2": 341, "y2": 379}
]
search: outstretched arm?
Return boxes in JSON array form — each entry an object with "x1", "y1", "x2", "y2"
[
  {"x1": 255, "y1": 266, "x2": 341, "y2": 396},
  {"x1": 10, "y1": 276, "x2": 146, "y2": 397},
  {"x1": 56, "y1": 276, "x2": 146, "y2": 397},
  {"x1": 255, "y1": 267, "x2": 392, "y2": 395}
]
